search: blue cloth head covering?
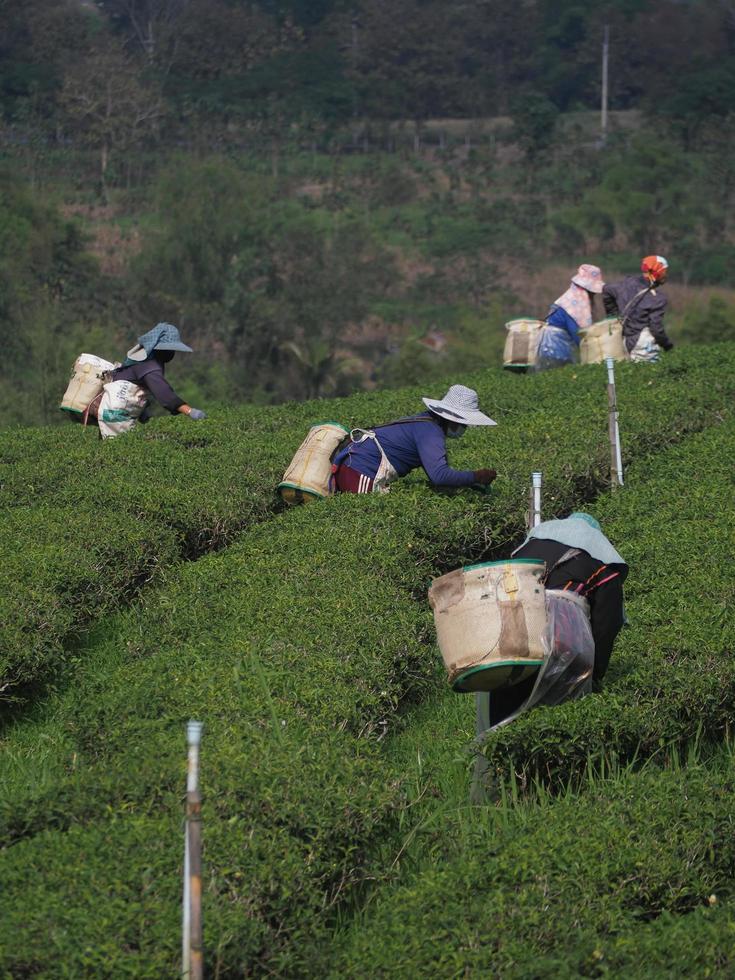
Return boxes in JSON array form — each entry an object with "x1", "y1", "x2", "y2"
[
  {"x1": 512, "y1": 516, "x2": 627, "y2": 574},
  {"x1": 569, "y1": 512, "x2": 602, "y2": 531},
  {"x1": 124, "y1": 323, "x2": 192, "y2": 365}
]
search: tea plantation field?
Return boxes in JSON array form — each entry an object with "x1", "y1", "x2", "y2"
[{"x1": 1, "y1": 345, "x2": 734, "y2": 977}]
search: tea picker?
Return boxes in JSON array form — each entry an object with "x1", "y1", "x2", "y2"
[
  {"x1": 602, "y1": 255, "x2": 674, "y2": 362},
  {"x1": 60, "y1": 323, "x2": 207, "y2": 438},
  {"x1": 430, "y1": 501, "x2": 628, "y2": 797},
  {"x1": 277, "y1": 385, "x2": 499, "y2": 503}
]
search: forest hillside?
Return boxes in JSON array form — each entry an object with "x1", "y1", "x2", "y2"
[{"x1": 2, "y1": 0, "x2": 735, "y2": 425}]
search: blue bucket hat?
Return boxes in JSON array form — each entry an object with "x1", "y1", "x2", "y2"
[
  {"x1": 569, "y1": 511, "x2": 602, "y2": 531},
  {"x1": 126, "y1": 323, "x2": 193, "y2": 363}
]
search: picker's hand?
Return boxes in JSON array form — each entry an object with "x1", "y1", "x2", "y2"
[
  {"x1": 188, "y1": 408, "x2": 206, "y2": 420},
  {"x1": 473, "y1": 468, "x2": 497, "y2": 486}
]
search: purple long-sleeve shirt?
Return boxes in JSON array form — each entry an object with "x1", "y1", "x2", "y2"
[
  {"x1": 334, "y1": 413, "x2": 476, "y2": 487},
  {"x1": 111, "y1": 359, "x2": 185, "y2": 415}
]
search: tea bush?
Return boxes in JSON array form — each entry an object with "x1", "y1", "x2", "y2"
[
  {"x1": 2, "y1": 344, "x2": 733, "y2": 696},
  {"x1": 329, "y1": 753, "x2": 735, "y2": 978},
  {"x1": 0, "y1": 346, "x2": 733, "y2": 974},
  {"x1": 477, "y1": 420, "x2": 735, "y2": 789}
]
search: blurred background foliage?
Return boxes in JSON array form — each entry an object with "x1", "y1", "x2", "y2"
[{"x1": 1, "y1": 0, "x2": 735, "y2": 424}]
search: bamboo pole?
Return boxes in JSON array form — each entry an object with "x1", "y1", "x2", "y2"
[
  {"x1": 606, "y1": 357, "x2": 624, "y2": 487},
  {"x1": 182, "y1": 720, "x2": 203, "y2": 980}
]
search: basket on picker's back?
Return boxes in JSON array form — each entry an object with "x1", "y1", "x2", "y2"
[
  {"x1": 429, "y1": 559, "x2": 548, "y2": 692},
  {"x1": 579, "y1": 317, "x2": 626, "y2": 365},
  {"x1": 502, "y1": 319, "x2": 544, "y2": 371},
  {"x1": 60, "y1": 353, "x2": 117, "y2": 416},
  {"x1": 277, "y1": 421, "x2": 349, "y2": 504}
]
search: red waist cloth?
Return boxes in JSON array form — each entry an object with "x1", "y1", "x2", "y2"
[{"x1": 333, "y1": 463, "x2": 374, "y2": 494}]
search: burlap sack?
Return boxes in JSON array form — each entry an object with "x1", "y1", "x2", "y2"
[
  {"x1": 579, "y1": 317, "x2": 626, "y2": 365},
  {"x1": 502, "y1": 319, "x2": 544, "y2": 369},
  {"x1": 277, "y1": 422, "x2": 349, "y2": 504},
  {"x1": 429, "y1": 559, "x2": 547, "y2": 692}
]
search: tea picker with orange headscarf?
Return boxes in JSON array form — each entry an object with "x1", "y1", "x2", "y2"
[{"x1": 603, "y1": 255, "x2": 674, "y2": 362}]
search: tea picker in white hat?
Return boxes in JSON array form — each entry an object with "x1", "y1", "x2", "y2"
[
  {"x1": 537, "y1": 263, "x2": 605, "y2": 370},
  {"x1": 331, "y1": 384, "x2": 498, "y2": 494}
]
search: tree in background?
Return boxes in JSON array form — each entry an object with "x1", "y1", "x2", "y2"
[
  {"x1": 0, "y1": 169, "x2": 120, "y2": 424},
  {"x1": 59, "y1": 41, "x2": 164, "y2": 200},
  {"x1": 132, "y1": 157, "x2": 396, "y2": 401},
  {"x1": 95, "y1": 0, "x2": 191, "y2": 70}
]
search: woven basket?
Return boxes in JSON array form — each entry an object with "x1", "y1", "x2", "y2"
[
  {"x1": 429, "y1": 559, "x2": 547, "y2": 692},
  {"x1": 277, "y1": 421, "x2": 349, "y2": 505},
  {"x1": 60, "y1": 354, "x2": 116, "y2": 415},
  {"x1": 579, "y1": 317, "x2": 626, "y2": 365},
  {"x1": 502, "y1": 319, "x2": 544, "y2": 369}
]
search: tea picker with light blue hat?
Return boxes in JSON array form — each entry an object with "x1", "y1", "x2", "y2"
[
  {"x1": 484, "y1": 511, "x2": 628, "y2": 727},
  {"x1": 110, "y1": 322, "x2": 207, "y2": 422}
]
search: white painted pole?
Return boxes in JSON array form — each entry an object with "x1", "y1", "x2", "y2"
[
  {"x1": 182, "y1": 721, "x2": 203, "y2": 980},
  {"x1": 606, "y1": 357, "x2": 624, "y2": 487},
  {"x1": 531, "y1": 471, "x2": 542, "y2": 527}
]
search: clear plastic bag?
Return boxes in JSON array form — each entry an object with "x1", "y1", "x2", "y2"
[
  {"x1": 479, "y1": 589, "x2": 594, "y2": 733},
  {"x1": 532, "y1": 589, "x2": 594, "y2": 706},
  {"x1": 535, "y1": 324, "x2": 576, "y2": 371},
  {"x1": 629, "y1": 326, "x2": 661, "y2": 363}
]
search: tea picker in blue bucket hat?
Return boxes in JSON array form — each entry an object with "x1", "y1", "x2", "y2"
[
  {"x1": 110, "y1": 323, "x2": 206, "y2": 422},
  {"x1": 482, "y1": 511, "x2": 628, "y2": 729}
]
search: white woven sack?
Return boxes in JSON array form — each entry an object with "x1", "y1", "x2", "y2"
[
  {"x1": 278, "y1": 422, "x2": 349, "y2": 503},
  {"x1": 429, "y1": 560, "x2": 547, "y2": 690},
  {"x1": 97, "y1": 380, "x2": 148, "y2": 439}
]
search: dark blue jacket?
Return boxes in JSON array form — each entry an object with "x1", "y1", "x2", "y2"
[
  {"x1": 111, "y1": 359, "x2": 185, "y2": 418},
  {"x1": 334, "y1": 413, "x2": 476, "y2": 487}
]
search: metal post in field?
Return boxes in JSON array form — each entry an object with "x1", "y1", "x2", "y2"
[
  {"x1": 606, "y1": 357, "x2": 624, "y2": 487},
  {"x1": 531, "y1": 471, "x2": 542, "y2": 528},
  {"x1": 182, "y1": 721, "x2": 203, "y2": 980}
]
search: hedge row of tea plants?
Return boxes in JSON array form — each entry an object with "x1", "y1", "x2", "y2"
[
  {"x1": 2, "y1": 344, "x2": 733, "y2": 696},
  {"x1": 0, "y1": 347, "x2": 733, "y2": 974},
  {"x1": 322, "y1": 420, "x2": 735, "y2": 977},
  {"x1": 475, "y1": 419, "x2": 735, "y2": 790},
  {"x1": 328, "y1": 751, "x2": 735, "y2": 978}
]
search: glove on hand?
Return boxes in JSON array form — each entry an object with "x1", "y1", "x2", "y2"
[
  {"x1": 473, "y1": 468, "x2": 497, "y2": 485},
  {"x1": 188, "y1": 408, "x2": 206, "y2": 420}
]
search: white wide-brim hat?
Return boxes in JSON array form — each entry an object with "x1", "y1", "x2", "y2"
[{"x1": 422, "y1": 384, "x2": 497, "y2": 426}]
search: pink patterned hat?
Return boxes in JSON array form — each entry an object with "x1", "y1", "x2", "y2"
[{"x1": 571, "y1": 264, "x2": 604, "y2": 294}]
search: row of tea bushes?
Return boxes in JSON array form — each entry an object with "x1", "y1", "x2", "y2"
[
  {"x1": 476, "y1": 419, "x2": 735, "y2": 790},
  {"x1": 0, "y1": 365, "x2": 555, "y2": 696},
  {"x1": 0, "y1": 349, "x2": 733, "y2": 974},
  {"x1": 323, "y1": 420, "x2": 735, "y2": 977},
  {"x1": 2, "y1": 345, "x2": 733, "y2": 696},
  {"x1": 0, "y1": 496, "x2": 480, "y2": 977},
  {"x1": 328, "y1": 751, "x2": 735, "y2": 978}
]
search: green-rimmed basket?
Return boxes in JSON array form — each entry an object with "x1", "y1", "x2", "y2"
[{"x1": 428, "y1": 559, "x2": 547, "y2": 693}]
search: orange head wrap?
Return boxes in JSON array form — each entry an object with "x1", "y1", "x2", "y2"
[{"x1": 641, "y1": 255, "x2": 669, "y2": 284}]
